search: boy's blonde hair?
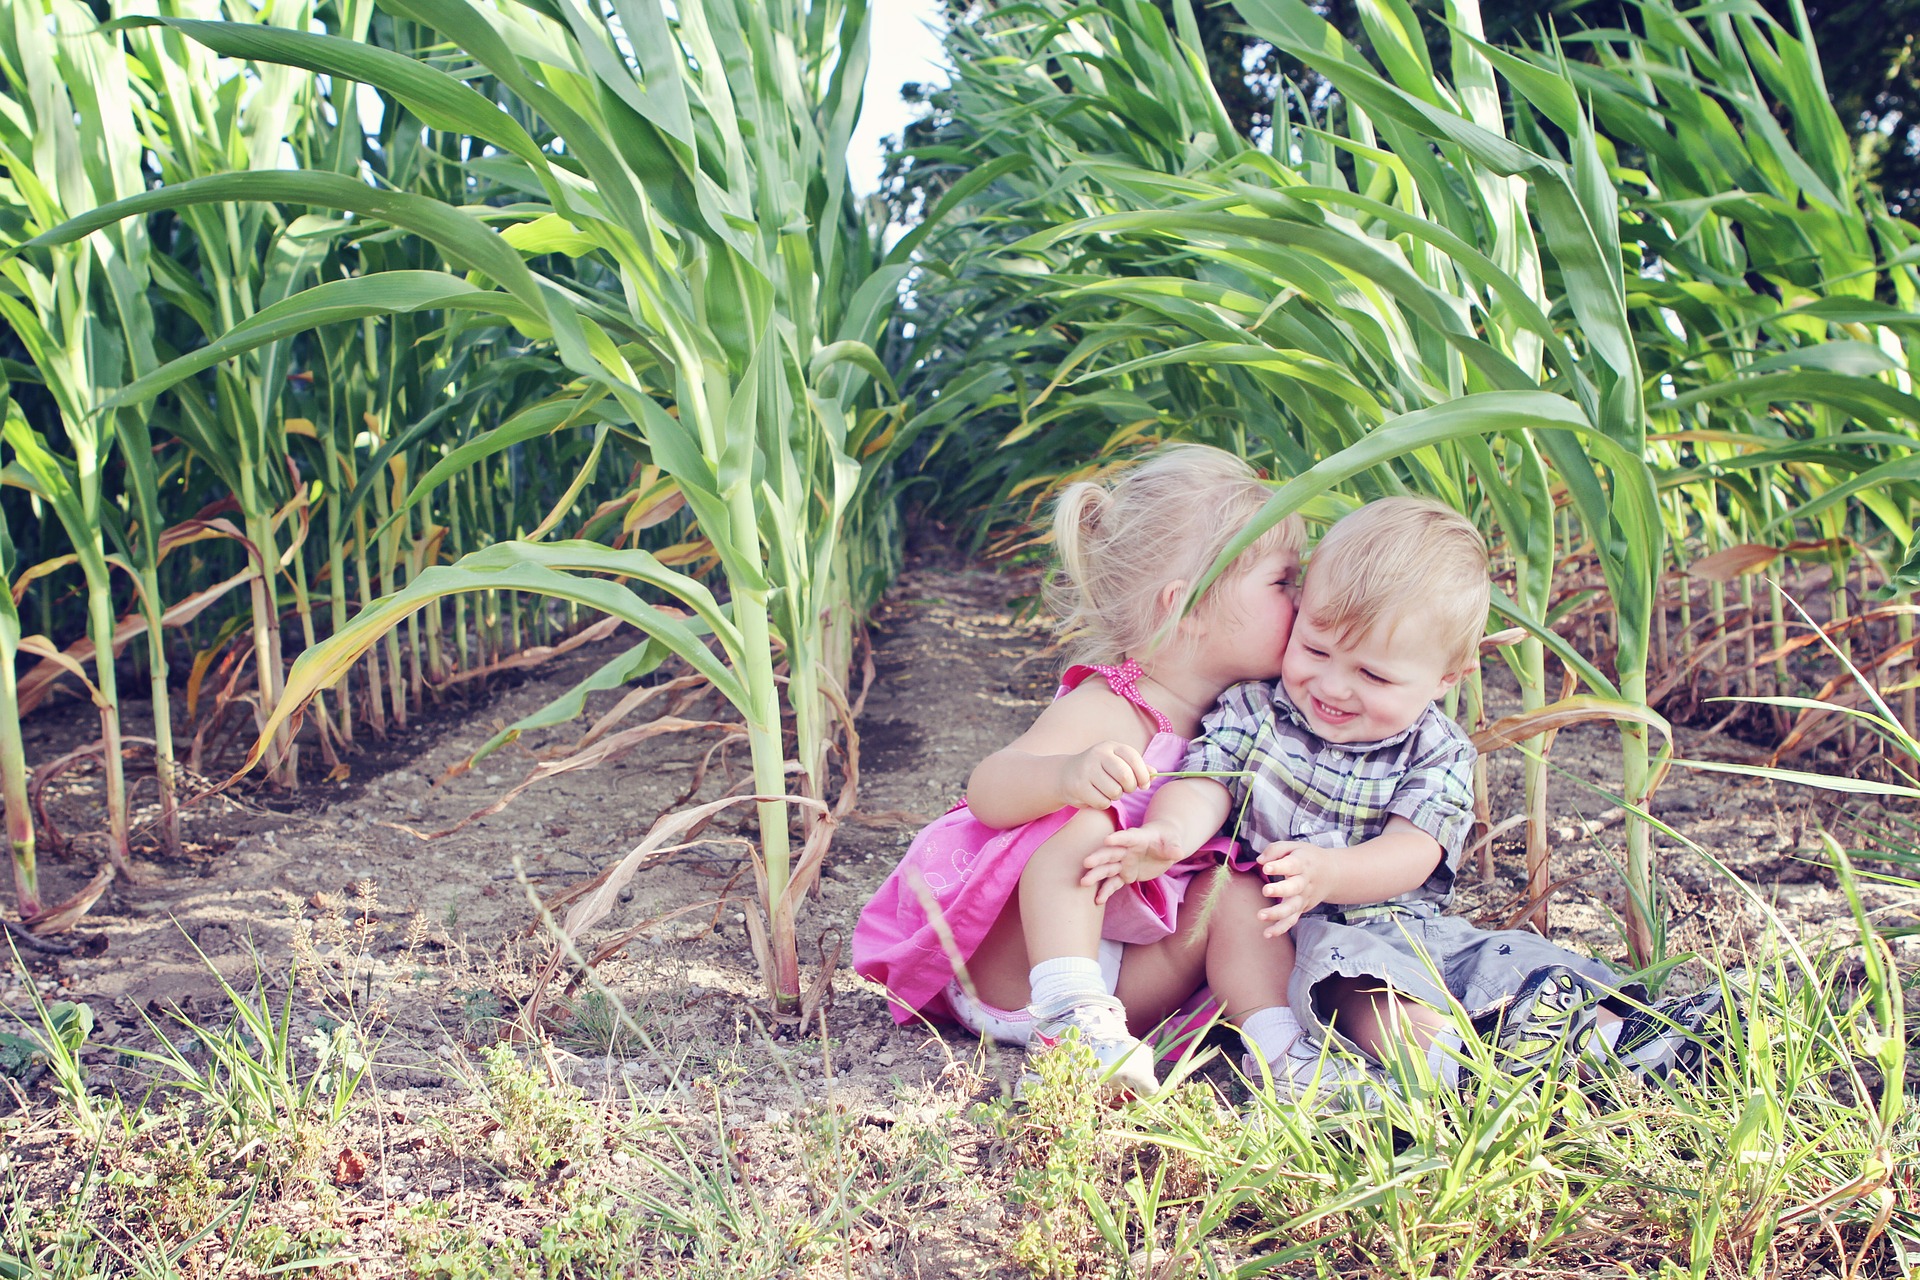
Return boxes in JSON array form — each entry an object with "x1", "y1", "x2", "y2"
[
  {"x1": 1047, "y1": 444, "x2": 1302, "y2": 666},
  {"x1": 1303, "y1": 496, "x2": 1489, "y2": 674}
]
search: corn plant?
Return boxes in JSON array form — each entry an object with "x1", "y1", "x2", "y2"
[
  {"x1": 892, "y1": 0, "x2": 1654, "y2": 955},
  {"x1": 0, "y1": 0, "x2": 167, "y2": 879},
  {"x1": 22, "y1": 0, "x2": 931, "y2": 1011},
  {"x1": 1554, "y1": 5, "x2": 1920, "y2": 747}
]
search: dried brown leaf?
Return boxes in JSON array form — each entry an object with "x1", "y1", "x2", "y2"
[{"x1": 1686, "y1": 543, "x2": 1780, "y2": 582}]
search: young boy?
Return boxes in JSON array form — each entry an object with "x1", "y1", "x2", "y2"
[{"x1": 1087, "y1": 497, "x2": 1727, "y2": 1100}]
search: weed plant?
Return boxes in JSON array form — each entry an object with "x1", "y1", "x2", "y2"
[
  {"x1": 1005, "y1": 1037, "x2": 1118, "y2": 1277},
  {"x1": 554, "y1": 988, "x2": 652, "y2": 1060},
  {"x1": 3, "y1": 806, "x2": 1907, "y2": 1277},
  {"x1": 122, "y1": 950, "x2": 372, "y2": 1193},
  {"x1": 473, "y1": 1043, "x2": 595, "y2": 1177},
  {"x1": 1, "y1": 946, "x2": 99, "y2": 1137}
]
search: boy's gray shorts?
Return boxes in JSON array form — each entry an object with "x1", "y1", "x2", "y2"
[{"x1": 1287, "y1": 903, "x2": 1640, "y2": 1053}]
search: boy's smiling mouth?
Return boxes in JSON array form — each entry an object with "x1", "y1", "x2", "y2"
[{"x1": 1310, "y1": 696, "x2": 1357, "y2": 725}]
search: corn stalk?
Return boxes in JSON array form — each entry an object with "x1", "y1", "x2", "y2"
[{"x1": 0, "y1": 387, "x2": 36, "y2": 918}]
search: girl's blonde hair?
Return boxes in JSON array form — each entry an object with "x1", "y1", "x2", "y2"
[
  {"x1": 1302, "y1": 496, "x2": 1490, "y2": 674},
  {"x1": 1046, "y1": 444, "x2": 1301, "y2": 665}
]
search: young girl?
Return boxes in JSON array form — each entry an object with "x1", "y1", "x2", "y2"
[{"x1": 852, "y1": 445, "x2": 1305, "y2": 1096}]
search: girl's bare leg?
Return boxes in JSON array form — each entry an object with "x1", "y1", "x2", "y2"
[
  {"x1": 966, "y1": 808, "x2": 1116, "y2": 1013},
  {"x1": 1110, "y1": 868, "x2": 1213, "y2": 1036}
]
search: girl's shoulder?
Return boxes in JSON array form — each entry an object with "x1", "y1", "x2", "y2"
[
  {"x1": 1036, "y1": 668, "x2": 1160, "y2": 738},
  {"x1": 1054, "y1": 662, "x2": 1116, "y2": 699},
  {"x1": 1051, "y1": 667, "x2": 1136, "y2": 712}
]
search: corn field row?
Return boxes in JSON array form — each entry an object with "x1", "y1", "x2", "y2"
[{"x1": 1, "y1": 0, "x2": 1916, "y2": 995}]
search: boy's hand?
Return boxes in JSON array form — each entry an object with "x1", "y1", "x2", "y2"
[
  {"x1": 1058, "y1": 741, "x2": 1154, "y2": 810},
  {"x1": 1256, "y1": 842, "x2": 1334, "y2": 937},
  {"x1": 1082, "y1": 822, "x2": 1188, "y2": 907}
]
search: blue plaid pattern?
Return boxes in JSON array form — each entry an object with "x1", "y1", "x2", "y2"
[{"x1": 1182, "y1": 680, "x2": 1476, "y2": 908}]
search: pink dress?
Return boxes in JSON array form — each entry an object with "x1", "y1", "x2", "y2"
[{"x1": 852, "y1": 660, "x2": 1228, "y2": 1025}]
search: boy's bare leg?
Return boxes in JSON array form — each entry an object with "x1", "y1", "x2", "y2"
[
  {"x1": 1115, "y1": 868, "x2": 1292, "y2": 1038},
  {"x1": 1326, "y1": 980, "x2": 1635, "y2": 1082},
  {"x1": 1204, "y1": 868, "x2": 1293, "y2": 1023},
  {"x1": 967, "y1": 808, "x2": 1115, "y2": 1012},
  {"x1": 1320, "y1": 975, "x2": 1452, "y2": 1067}
]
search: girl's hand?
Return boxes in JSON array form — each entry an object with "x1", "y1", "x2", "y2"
[
  {"x1": 1058, "y1": 740, "x2": 1154, "y2": 811},
  {"x1": 1082, "y1": 822, "x2": 1187, "y2": 907},
  {"x1": 1256, "y1": 842, "x2": 1333, "y2": 937}
]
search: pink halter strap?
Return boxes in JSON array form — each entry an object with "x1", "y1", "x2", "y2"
[{"x1": 1081, "y1": 658, "x2": 1175, "y2": 736}]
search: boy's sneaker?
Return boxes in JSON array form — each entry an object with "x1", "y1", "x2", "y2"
[
  {"x1": 1477, "y1": 964, "x2": 1607, "y2": 1073},
  {"x1": 1605, "y1": 985, "x2": 1729, "y2": 1083},
  {"x1": 1030, "y1": 994, "x2": 1159, "y2": 1098}
]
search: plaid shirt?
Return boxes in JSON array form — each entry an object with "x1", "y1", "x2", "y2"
[{"x1": 1182, "y1": 680, "x2": 1476, "y2": 908}]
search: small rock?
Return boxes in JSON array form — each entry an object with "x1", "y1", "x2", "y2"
[
  {"x1": 873, "y1": 1051, "x2": 895, "y2": 1067},
  {"x1": 428, "y1": 1178, "x2": 453, "y2": 1193},
  {"x1": 611, "y1": 1151, "x2": 632, "y2": 1167}
]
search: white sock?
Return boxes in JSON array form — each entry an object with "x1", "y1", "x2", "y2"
[
  {"x1": 1238, "y1": 1006, "x2": 1302, "y2": 1066},
  {"x1": 1027, "y1": 956, "x2": 1106, "y2": 1015},
  {"x1": 1425, "y1": 1030, "x2": 1465, "y2": 1088}
]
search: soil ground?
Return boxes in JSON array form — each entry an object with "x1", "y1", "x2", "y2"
[{"x1": 4, "y1": 542, "x2": 1918, "y2": 1275}]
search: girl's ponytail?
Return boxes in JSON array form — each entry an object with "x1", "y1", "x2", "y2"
[{"x1": 1045, "y1": 480, "x2": 1108, "y2": 649}]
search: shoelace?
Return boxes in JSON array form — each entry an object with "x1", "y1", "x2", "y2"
[
  {"x1": 1072, "y1": 1000, "x2": 1131, "y2": 1044},
  {"x1": 1036, "y1": 995, "x2": 1132, "y2": 1045}
]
